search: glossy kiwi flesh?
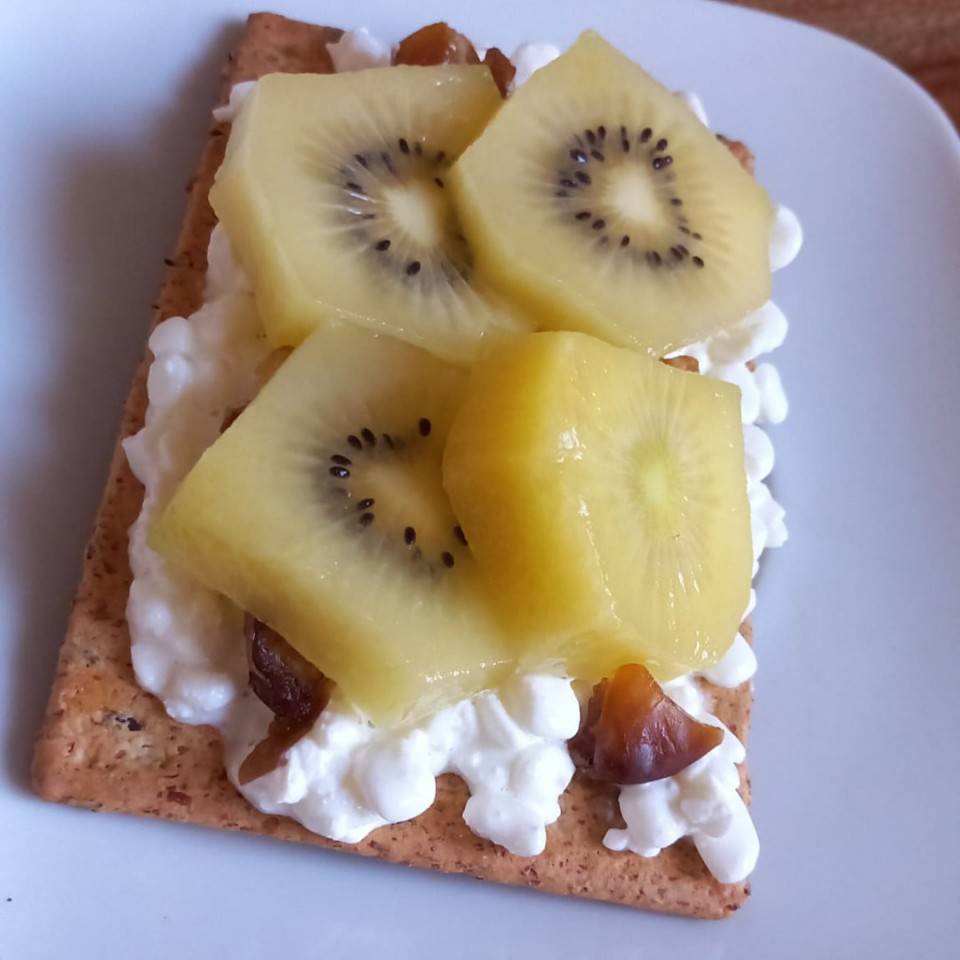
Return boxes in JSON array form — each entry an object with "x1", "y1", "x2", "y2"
[{"x1": 150, "y1": 323, "x2": 513, "y2": 724}]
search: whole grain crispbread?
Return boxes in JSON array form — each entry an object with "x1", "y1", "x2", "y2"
[{"x1": 31, "y1": 12, "x2": 753, "y2": 919}]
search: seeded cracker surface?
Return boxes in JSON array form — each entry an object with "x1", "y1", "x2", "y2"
[{"x1": 31, "y1": 13, "x2": 753, "y2": 919}]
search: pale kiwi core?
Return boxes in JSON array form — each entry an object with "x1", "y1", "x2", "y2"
[
  {"x1": 363, "y1": 456, "x2": 457, "y2": 552},
  {"x1": 382, "y1": 180, "x2": 449, "y2": 250},
  {"x1": 601, "y1": 166, "x2": 671, "y2": 242},
  {"x1": 632, "y1": 440, "x2": 682, "y2": 534}
]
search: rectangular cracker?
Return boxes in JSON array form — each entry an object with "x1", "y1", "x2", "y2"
[{"x1": 31, "y1": 12, "x2": 753, "y2": 920}]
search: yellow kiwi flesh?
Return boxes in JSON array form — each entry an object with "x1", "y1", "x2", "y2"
[
  {"x1": 212, "y1": 67, "x2": 530, "y2": 365},
  {"x1": 150, "y1": 324, "x2": 513, "y2": 724},
  {"x1": 442, "y1": 331, "x2": 752, "y2": 682},
  {"x1": 450, "y1": 31, "x2": 774, "y2": 357}
]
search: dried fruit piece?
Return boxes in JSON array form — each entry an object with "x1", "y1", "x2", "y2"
[
  {"x1": 393, "y1": 23, "x2": 515, "y2": 99},
  {"x1": 483, "y1": 47, "x2": 516, "y2": 97},
  {"x1": 239, "y1": 616, "x2": 334, "y2": 784},
  {"x1": 246, "y1": 616, "x2": 331, "y2": 726},
  {"x1": 239, "y1": 720, "x2": 314, "y2": 785},
  {"x1": 572, "y1": 663, "x2": 723, "y2": 784},
  {"x1": 661, "y1": 354, "x2": 699, "y2": 373},
  {"x1": 393, "y1": 22, "x2": 480, "y2": 66}
]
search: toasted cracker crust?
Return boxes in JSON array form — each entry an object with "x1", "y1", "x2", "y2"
[{"x1": 31, "y1": 13, "x2": 752, "y2": 919}]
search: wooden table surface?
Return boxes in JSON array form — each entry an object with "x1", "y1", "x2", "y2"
[{"x1": 731, "y1": 0, "x2": 960, "y2": 128}]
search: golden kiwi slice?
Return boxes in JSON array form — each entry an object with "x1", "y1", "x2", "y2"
[
  {"x1": 450, "y1": 31, "x2": 774, "y2": 357},
  {"x1": 212, "y1": 67, "x2": 529, "y2": 364}
]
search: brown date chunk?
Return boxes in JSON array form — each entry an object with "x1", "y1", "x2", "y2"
[
  {"x1": 393, "y1": 22, "x2": 480, "y2": 66},
  {"x1": 661, "y1": 354, "x2": 700, "y2": 374},
  {"x1": 238, "y1": 616, "x2": 334, "y2": 785},
  {"x1": 571, "y1": 663, "x2": 723, "y2": 784},
  {"x1": 483, "y1": 47, "x2": 516, "y2": 98},
  {"x1": 238, "y1": 718, "x2": 317, "y2": 786},
  {"x1": 220, "y1": 406, "x2": 246, "y2": 433},
  {"x1": 393, "y1": 23, "x2": 515, "y2": 98}
]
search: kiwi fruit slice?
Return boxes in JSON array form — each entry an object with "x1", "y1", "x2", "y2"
[
  {"x1": 450, "y1": 31, "x2": 774, "y2": 357},
  {"x1": 442, "y1": 331, "x2": 752, "y2": 682},
  {"x1": 150, "y1": 323, "x2": 512, "y2": 724},
  {"x1": 211, "y1": 67, "x2": 530, "y2": 365}
]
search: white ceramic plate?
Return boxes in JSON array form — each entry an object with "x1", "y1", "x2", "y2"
[{"x1": 2, "y1": 1, "x2": 959, "y2": 956}]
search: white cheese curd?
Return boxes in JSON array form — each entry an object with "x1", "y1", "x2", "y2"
[
  {"x1": 212, "y1": 80, "x2": 257, "y2": 123},
  {"x1": 677, "y1": 293, "x2": 794, "y2": 568},
  {"x1": 700, "y1": 633, "x2": 757, "y2": 688},
  {"x1": 125, "y1": 47, "x2": 800, "y2": 880},
  {"x1": 326, "y1": 27, "x2": 391, "y2": 72},
  {"x1": 675, "y1": 90, "x2": 709, "y2": 126},
  {"x1": 510, "y1": 42, "x2": 560, "y2": 87},
  {"x1": 227, "y1": 674, "x2": 580, "y2": 856},
  {"x1": 770, "y1": 204, "x2": 803, "y2": 272}
]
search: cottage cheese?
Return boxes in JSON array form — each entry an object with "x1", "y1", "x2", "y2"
[{"x1": 226, "y1": 673, "x2": 580, "y2": 856}]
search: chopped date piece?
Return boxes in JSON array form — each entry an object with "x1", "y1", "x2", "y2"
[
  {"x1": 483, "y1": 47, "x2": 516, "y2": 98},
  {"x1": 245, "y1": 615, "x2": 331, "y2": 724},
  {"x1": 393, "y1": 22, "x2": 480, "y2": 67},
  {"x1": 661, "y1": 354, "x2": 700, "y2": 374},
  {"x1": 220, "y1": 406, "x2": 246, "y2": 433},
  {"x1": 238, "y1": 616, "x2": 334, "y2": 785},
  {"x1": 570, "y1": 663, "x2": 723, "y2": 784},
  {"x1": 717, "y1": 134, "x2": 756, "y2": 176},
  {"x1": 238, "y1": 716, "x2": 318, "y2": 786},
  {"x1": 393, "y1": 23, "x2": 515, "y2": 98},
  {"x1": 569, "y1": 677, "x2": 607, "y2": 768}
]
